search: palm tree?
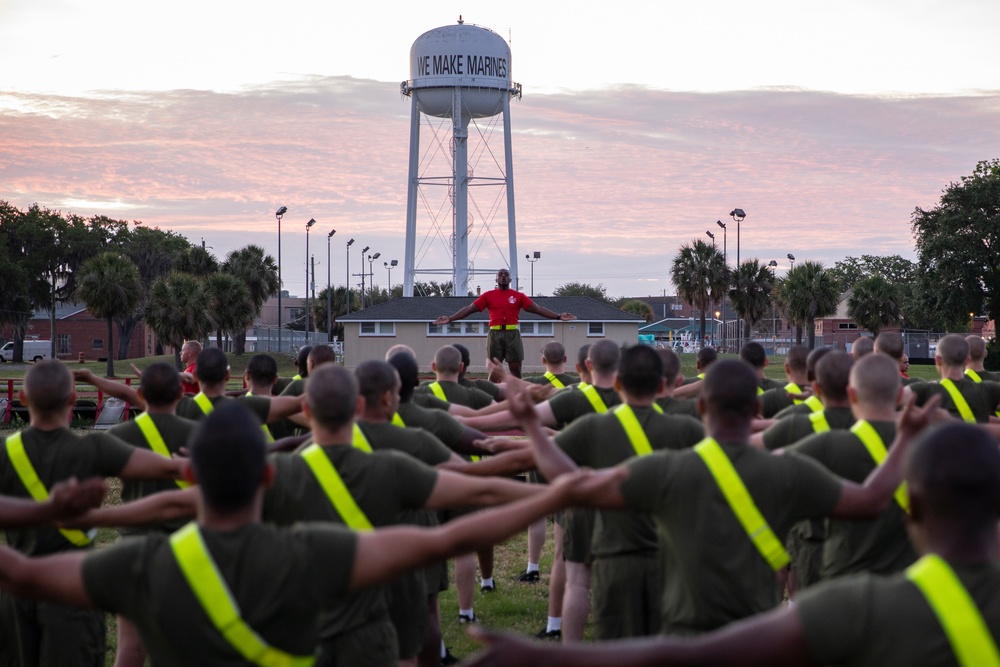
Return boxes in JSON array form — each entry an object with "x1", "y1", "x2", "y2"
[
  {"x1": 618, "y1": 299, "x2": 655, "y2": 322},
  {"x1": 174, "y1": 246, "x2": 219, "y2": 276},
  {"x1": 204, "y1": 273, "x2": 255, "y2": 350},
  {"x1": 670, "y1": 240, "x2": 729, "y2": 348},
  {"x1": 76, "y1": 252, "x2": 142, "y2": 377},
  {"x1": 223, "y1": 245, "x2": 280, "y2": 354},
  {"x1": 847, "y1": 275, "x2": 902, "y2": 337},
  {"x1": 774, "y1": 261, "x2": 840, "y2": 348},
  {"x1": 728, "y1": 260, "x2": 775, "y2": 342},
  {"x1": 145, "y1": 273, "x2": 212, "y2": 368}
]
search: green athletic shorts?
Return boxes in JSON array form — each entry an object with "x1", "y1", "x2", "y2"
[
  {"x1": 592, "y1": 554, "x2": 662, "y2": 640},
  {"x1": 561, "y1": 508, "x2": 595, "y2": 565},
  {"x1": 487, "y1": 329, "x2": 524, "y2": 363},
  {"x1": 317, "y1": 617, "x2": 398, "y2": 667}
]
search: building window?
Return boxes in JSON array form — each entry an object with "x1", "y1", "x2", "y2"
[
  {"x1": 360, "y1": 322, "x2": 395, "y2": 336},
  {"x1": 56, "y1": 334, "x2": 72, "y2": 354},
  {"x1": 521, "y1": 322, "x2": 554, "y2": 336},
  {"x1": 838, "y1": 322, "x2": 859, "y2": 330},
  {"x1": 427, "y1": 322, "x2": 488, "y2": 336},
  {"x1": 92, "y1": 339, "x2": 104, "y2": 349},
  {"x1": 587, "y1": 322, "x2": 605, "y2": 337}
]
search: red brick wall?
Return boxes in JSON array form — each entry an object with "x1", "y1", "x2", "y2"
[{"x1": 17, "y1": 314, "x2": 149, "y2": 361}]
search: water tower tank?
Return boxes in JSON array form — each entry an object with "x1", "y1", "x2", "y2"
[{"x1": 408, "y1": 22, "x2": 512, "y2": 124}]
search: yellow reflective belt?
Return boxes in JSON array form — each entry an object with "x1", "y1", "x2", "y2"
[
  {"x1": 804, "y1": 395, "x2": 823, "y2": 413},
  {"x1": 135, "y1": 414, "x2": 190, "y2": 489},
  {"x1": 193, "y1": 392, "x2": 214, "y2": 416},
  {"x1": 292, "y1": 374, "x2": 302, "y2": 381},
  {"x1": 809, "y1": 411, "x2": 831, "y2": 433},
  {"x1": 694, "y1": 438, "x2": 790, "y2": 570},
  {"x1": 170, "y1": 523, "x2": 317, "y2": 667},
  {"x1": 850, "y1": 421, "x2": 907, "y2": 513},
  {"x1": 613, "y1": 405, "x2": 653, "y2": 457},
  {"x1": 578, "y1": 384, "x2": 609, "y2": 414},
  {"x1": 697, "y1": 373, "x2": 705, "y2": 379},
  {"x1": 4, "y1": 433, "x2": 92, "y2": 547},
  {"x1": 428, "y1": 382, "x2": 447, "y2": 401},
  {"x1": 300, "y1": 445, "x2": 374, "y2": 531},
  {"x1": 784, "y1": 383, "x2": 803, "y2": 405},
  {"x1": 351, "y1": 424, "x2": 373, "y2": 453},
  {"x1": 391, "y1": 413, "x2": 405, "y2": 427},
  {"x1": 906, "y1": 554, "x2": 1000, "y2": 667},
  {"x1": 245, "y1": 392, "x2": 275, "y2": 444},
  {"x1": 544, "y1": 372, "x2": 565, "y2": 389},
  {"x1": 757, "y1": 386, "x2": 764, "y2": 396},
  {"x1": 940, "y1": 379, "x2": 976, "y2": 423},
  {"x1": 963, "y1": 371, "x2": 1000, "y2": 418}
]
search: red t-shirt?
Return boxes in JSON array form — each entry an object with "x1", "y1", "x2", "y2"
[
  {"x1": 181, "y1": 363, "x2": 200, "y2": 394},
  {"x1": 474, "y1": 289, "x2": 532, "y2": 327}
]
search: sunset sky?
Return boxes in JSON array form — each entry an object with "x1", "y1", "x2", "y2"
[{"x1": 2, "y1": 0, "x2": 998, "y2": 300}]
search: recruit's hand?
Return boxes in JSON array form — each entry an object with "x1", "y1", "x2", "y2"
[
  {"x1": 473, "y1": 437, "x2": 529, "y2": 454},
  {"x1": 129, "y1": 362, "x2": 144, "y2": 377},
  {"x1": 434, "y1": 316, "x2": 451, "y2": 325},
  {"x1": 558, "y1": 312, "x2": 576, "y2": 321},
  {"x1": 71, "y1": 368, "x2": 96, "y2": 384},
  {"x1": 49, "y1": 477, "x2": 108, "y2": 519},
  {"x1": 508, "y1": 388, "x2": 539, "y2": 426},
  {"x1": 486, "y1": 358, "x2": 507, "y2": 382},
  {"x1": 896, "y1": 393, "x2": 943, "y2": 441},
  {"x1": 464, "y1": 626, "x2": 554, "y2": 666}
]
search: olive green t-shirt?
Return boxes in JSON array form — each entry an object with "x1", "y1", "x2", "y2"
[
  {"x1": 176, "y1": 394, "x2": 271, "y2": 424},
  {"x1": 909, "y1": 377, "x2": 1000, "y2": 423},
  {"x1": 762, "y1": 407, "x2": 856, "y2": 451},
  {"x1": 654, "y1": 396, "x2": 700, "y2": 419},
  {"x1": 620, "y1": 442, "x2": 842, "y2": 633},
  {"x1": 416, "y1": 380, "x2": 493, "y2": 410},
  {"x1": 82, "y1": 522, "x2": 358, "y2": 666},
  {"x1": 410, "y1": 392, "x2": 452, "y2": 411},
  {"x1": 278, "y1": 377, "x2": 307, "y2": 397},
  {"x1": 797, "y1": 561, "x2": 1000, "y2": 667},
  {"x1": 264, "y1": 446, "x2": 438, "y2": 638},
  {"x1": 459, "y1": 377, "x2": 501, "y2": 400},
  {"x1": 524, "y1": 372, "x2": 578, "y2": 388},
  {"x1": 395, "y1": 401, "x2": 466, "y2": 452},
  {"x1": 548, "y1": 384, "x2": 622, "y2": 428},
  {"x1": 759, "y1": 384, "x2": 810, "y2": 419},
  {"x1": 555, "y1": 406, "x2": 704, "y2": 558},
  {"x1": 0, "y1": 426, "x2": 136, "y2": 556},
  {"x1": 787, "y1": 421, "x2": 917, "y2": 579},
  {"x1": 357, "y1": 421, "x2": 453, "y2": 466},
  {"x1": 109, "y1": 413, "x2": 198, "y2": 535}
]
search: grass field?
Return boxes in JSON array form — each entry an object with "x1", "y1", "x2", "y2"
[{"x1": 0, "y1": 350, "x2": 944, "y2": 665}]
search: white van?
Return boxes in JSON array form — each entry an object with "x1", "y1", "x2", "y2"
[{"x1": 0, "y1": 340, "x2": 51, "y2": 362}]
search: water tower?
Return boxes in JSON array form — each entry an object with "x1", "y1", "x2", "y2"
[{"x1": 401, "y1": 18, "x2": 522, "y2": 297}]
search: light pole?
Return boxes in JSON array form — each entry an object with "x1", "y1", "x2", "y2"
[
  {"x1": 706, "y1": 232, "x2": 716, "y2": 341},
  {"x1": 274, "y1": 206, "x2": 287, "y2": 353},
  {"x1": 730, "y1": 208, "x2": 746, "y2": 350},
  {"x1": 345, "y1": 239, "x2": 355, "y2": 315},
  {"x1": 716, "y1": 219, "x2": 728, "y2": 351},
  {"x1": 385, "y1": 259, "x2": 398, "y2": 297},
  {"x1": 769, "y1": 259, "x2": 778, "y2": 347},
  {"x1": 368, "y1": 252, "x2": 381, "y2": 303},
  {"x1": 359, "y1": 246, "x2": 370, "y2": 309},
  {"x1": 787, "y1": 253, "x2": 795, "y2": 271},
  {"x1": 305, "y1": 219, "x2": 316, "y2": 337},
  {"x1": 326, "y1": 229, "x2": 336, "y2": 342},
  {"x1": 524, "y1": 251, "x2": 541, "y2": 296}
]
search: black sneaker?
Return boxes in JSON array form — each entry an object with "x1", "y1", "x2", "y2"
[
  {"x1": 480, "y1": 581, "x2": 497, "y2": 593},
  {"x1": 441, "y1": 647, "x2": 460, "y2": 665},
  {"x1": 516, "y1": 569, "x2": 540, "y2": 583},
  {"x1": 535, "y1": 627, "x2": 561, "y2": 640},
  {"x1": 457, "y1": 613, "x2": 478, "y2": 624}
]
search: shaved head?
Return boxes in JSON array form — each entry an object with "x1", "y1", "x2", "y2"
[
  {"x1": 815, "y1": 351, "x2": 853, "y2": 402},
  {"x1": 850, "y1": 353, "x2": 900, "y2": 407},
  {"x1": 433, "y1": 346, "x2": 462, "y2": 375},
  {"x1": 307, "y1": 364, "x2": 359, "y2": 430},
  {"x1": 24, "y1": 360, "x2": 73, "y2": 413},
  {"x1": 936, "y1": 334, "x2": 969, "y2": 367},
  {"x1": 967, "y1": 336, "x2": 987, "y2": 362}
]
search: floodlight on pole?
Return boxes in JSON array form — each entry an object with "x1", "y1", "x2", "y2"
[
  {"x1": 730, "y1": 209, "x2": 747, "y2": 350},
  {"x1": 368, "y1": 253, "x2": 381, "y2": 301},
  {"x1": 326, "y1": 229, "x2": 336, "y2": 341},
  {"x1": 716, "y1": 220, "x2": 728, "y2": 350},
  {"x1": 787, "y1": 253, "x2": 795, "y2": 271},
  {"x1": 525, "y1": 251, "x2": 541, "y2": 297},
  {"x1": 359, "y1": 246, "x2": 370, "y2": 309},
  {"x1": 345, "y1": 239, "x2": 355, "y2": 315},
  {"x1": 275, "y1": 206, "x2": 287, "y2": 353},
  {"x1": 385, "y1": 259, "x2": 398, "y2": 297},
  {"x1": 305, "y1": 219, "x2": 316, "y2": 336}
]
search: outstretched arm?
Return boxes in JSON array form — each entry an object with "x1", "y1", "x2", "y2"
[
  {"x1": 509, "y1": 388, "x2": 578, "y2": 481},
  {"x1": 73, "y1": 369, "x2": 145, "y2": 410},
  {"x1": 831, "y1": 394, "x2": 942, "y2": 519},
  {"x1": 463, "y1": 603, "x2": 814, "y2": 667},
  {"x1": 349, "y1": 468, "x2": 621, "y2": 592},
  {"x1": 0, "y1": 547, "x2": 92, "y2": 608},
  {"x1": 0, "y1": 478, "x2": 107, "y2": 528},
  {"x1": 524, "y1": 302, "x2": 575, "y2": 321},
  {"x1": 434, "y1": 303, "x2": 480, "y2": 325},
  {"x1": 119, "y1": 448, "x2": 187, "y2": 481},
  {"x1": 423, "y1": 469, "x2": 542, "y2": 509},
  {"x1": 437, "y1": 449, "x2": 535, "y2": 477},
  {"x1": 62, "y1": 488, "x2": 199, "y2": 529}
]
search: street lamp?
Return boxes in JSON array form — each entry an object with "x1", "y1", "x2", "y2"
[
  {"x1": 730, "y1": 209, "x2": 746, "y2": 350},
  {"x1": 305, "y1": 219, "x2": 316, "y2": 336},
  {"x1": 385, "y1": 259, "x2": 398, "y2": 297},
  {"x1": 359, "y1": 246, "x2": 370, "y2": 309},
  {"x1": 275, "y1": 206, "x2": 287, "y2": 353},
  {"x1": 705, "y1": 230, "x2": 715, "y2": 245},
  {"x1": 524, "y1": 251, "x2": 541, "y2": 297},
  {"x1": 368, "y1": 252, "x2": 381, "y2": 303},
  {"x1": 326, "y1": 229, "x2": 336, "y2": 341},
  {"x1": 716, "y1": 220, "x2": 728, "y2": 351},
  {"x1": 787, "y1": 253, "x2": 795, "y2": 271},
  {"x1": 345, "y1": 239, "x2": 355, "y2": 315},
  {"x1": 768, "y1": 260, "x2": 778, "y2": 345}
]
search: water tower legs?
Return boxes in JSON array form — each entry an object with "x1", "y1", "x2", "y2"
[
  {"x1": 503, "y1": 94, "x2": 518, "y2": 291},
  {"x1": 403, "y1": 96, "x2": 420, "y2": 298},
  {"x1": 453, "y1": 88, "x2": 470, "y2": 296}
]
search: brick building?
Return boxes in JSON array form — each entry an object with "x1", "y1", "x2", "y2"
[{"x1": 3, "y1": 303, "x2": 151, "y2": 361}]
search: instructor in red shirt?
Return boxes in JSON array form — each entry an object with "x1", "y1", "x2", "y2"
[{"x1": 435, "y1": 268, "x2": 575, "y2": 378}]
